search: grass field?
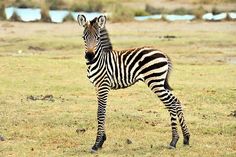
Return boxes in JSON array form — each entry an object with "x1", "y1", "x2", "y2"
[{"x1": 0, "y1": 20, "x2": 236, "y2": 157}]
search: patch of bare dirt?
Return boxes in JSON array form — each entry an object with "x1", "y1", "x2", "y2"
[
  {"x1": 0, "y1": 135, "x2": 5, "y2": 141},
  {"x1": 27, "y1": 94, "x2": 55, "y2": 102},
  {"x1": 76, "y1": 128, "x2": 86, "y2": 134},
  {"x1": 228, "y1": 110, "x2": 236, "y2": 117},
  {"x1": 28, "y1": 46, "x2": 45, "y2": 51}
]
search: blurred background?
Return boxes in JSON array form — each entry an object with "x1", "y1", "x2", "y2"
[
  {"x1": 0, "y1": 1, "x2": 236, "y2": 157},
  {"x1": 0, "y1": 0, "x2": 236, "y2": 22}
]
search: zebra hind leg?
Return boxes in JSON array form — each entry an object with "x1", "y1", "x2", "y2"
[
  {"x1": 148, "y1": 84, "x2": 180, "y2": 148},
  {"x1": 176, "y1": 103, "x2": 190, "y2": 145},
  {"x1": 155, "y1": 86, "x2": 190, "y2": 148}
]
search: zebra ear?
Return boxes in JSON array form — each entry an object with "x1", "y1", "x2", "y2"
[
  {"x1": 77, "y1": 14, "x2": 87, "y2": 27},
  {"x1": 97, "y1": 15, "x2": 106, "y2": 28}
]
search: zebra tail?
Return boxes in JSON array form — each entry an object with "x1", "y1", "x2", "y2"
[{"x1": 164, "y1": 56, "x2": 173, "y2": 91}]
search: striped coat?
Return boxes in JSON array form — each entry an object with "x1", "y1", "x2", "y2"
[{"x1": 77, "y1": 15, "x2": 190, "y2": 153}]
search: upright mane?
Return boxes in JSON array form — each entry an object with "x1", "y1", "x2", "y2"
[{"x1": 100, "y1": 27, "x2": 113, "y2": 52}]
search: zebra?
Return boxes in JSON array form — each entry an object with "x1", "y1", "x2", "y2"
[{"x1": 77, "y1": 15, "x2": 190, "y2": 153}]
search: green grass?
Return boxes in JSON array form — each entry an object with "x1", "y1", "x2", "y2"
[{"x1": 0, "y1": 21, "x2": 236, "y2": 157}]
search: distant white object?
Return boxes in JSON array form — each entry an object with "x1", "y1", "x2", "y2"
[
  {"x1": 5, "y1": 7, "x2": 15, "y2": 19},
  {"x1": 164, "y1": 14, "x2": 195, "y2": 21},
  {"x1": 49, "y1": 10, "x2": 69, "y2": 23},
  {"x1": 228, "y1": 12, "x2": 236, "y2": 20},
  {"x1": 18, "y1": 50, "x2": 22, "y2": 54},
  {"x1": 5, "y1": 7, "x2": 41, "y2": 21},
  {"x1": 134, "y1": 15, "x2": 162, "y2": 21},
  {"x1": 202, "y1": 12, "x2": 227, "y2": 21},
  {"x1": 135, "y1": 14, "x2": 195, "y2": 21},
  {"x1": 15, "y1": 8, "x2": 41, "y2": 22}
]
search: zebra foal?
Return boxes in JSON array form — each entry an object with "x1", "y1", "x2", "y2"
[{"x1": 77, "y1": 15, "x2": 190, "y2": 153}]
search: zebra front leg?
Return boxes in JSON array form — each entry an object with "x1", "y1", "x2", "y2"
[
  {"x1": 91, "y1": 85, "x2": 110, "y2": 153},
  {"x1": 166, "y1": 104, "x2": 179, "y2": 148}
]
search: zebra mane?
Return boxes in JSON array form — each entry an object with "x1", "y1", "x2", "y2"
[{"x1": 100, "y1": 27, "x2": 113, "y2": 52}]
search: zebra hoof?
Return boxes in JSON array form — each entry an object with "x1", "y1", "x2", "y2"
[
  {"x1": 183, "y1": 135, "x2": 190, "y2": 145},
  {"x1": 90, "y1": 146, "x2": 98, "y2": 153},
  {"x1": 169, "y1": 136, "x2": 179, "y2": 149},
  {"x1": 167, "y1": 145, "x2": 176, "y2": 149},
  {"x1": 90, "y1": 149, "x2": 97, "y2": 153},
  {"x1": 90, "y1": 148, "x2": 97, "y2": 153}
]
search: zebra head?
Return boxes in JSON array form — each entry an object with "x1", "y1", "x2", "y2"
[{"x1": 77, "y1": 15, "x2": 107, "y2": 61}]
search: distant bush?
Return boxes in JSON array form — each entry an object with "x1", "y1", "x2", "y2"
[
  {"x1": 211, "y1": 7, "x2": 222, "y2": 15},
  {"x1": 10, "y1": 11, "x2": 21, "y2": 21},
  {"x1": 0, "y1": 2, "x2": 6, "y2": 20},
  {"x1": 70, "y1": 0, "x2": 104, "y2": 12},
  {"x1": 192, "y1": 6, "x2": 206, "y2": 19},
  {"x1": 110, "y1": 3, "x2": 134, "y2": 23},
  {"x1": 169, "y1": 7, "x2": 193, "y2": 15},
  {"x1": 40, "y1": 1, "x2": 51, "y2": 22},
  {"x1": 64, "y1": 13, "x2": 74, "y2": 22},
  {"x1": 145, "y1": 4, "x2": 166, "y2": 14},
  {"x1": 14, "y1": 0, "x2": 39, "y2": 8}
]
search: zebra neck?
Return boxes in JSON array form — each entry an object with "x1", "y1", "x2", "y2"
[
  {"x1": 100, "y1": 28, "x2": 112, "y2": 52},
  {"x1": 86, "y1": 48, "x2": 105, "y2": 65}
]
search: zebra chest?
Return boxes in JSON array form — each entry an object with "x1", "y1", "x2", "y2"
[
  {"x1": 87, "y1": 66, "x2": 96, "y2": 85},
  {"x1": 86, "y1": 64, "x2": 107, "y2": 87}
]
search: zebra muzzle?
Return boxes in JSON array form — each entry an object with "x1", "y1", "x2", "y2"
[{"x1": 85, "y1": 52, "x2": 95, "y2": 61}]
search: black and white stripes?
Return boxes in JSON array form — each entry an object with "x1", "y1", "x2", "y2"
[{"x1": 77, "y1": 15, "x2": 190, "y2": 153}]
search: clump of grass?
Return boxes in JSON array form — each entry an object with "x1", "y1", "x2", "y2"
[
  {"x1": 70, "y1": 0, "x2": 104, "y2": 12},
  {"x1": 110, "y1": 3, "x2": 134, "y2": 23},
  {"x1": 145, "y1": 4, "x2": 166, "y2": 15},
  {"x1": 0, "y1": 2, "x2": 6, "y2": 20}
]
